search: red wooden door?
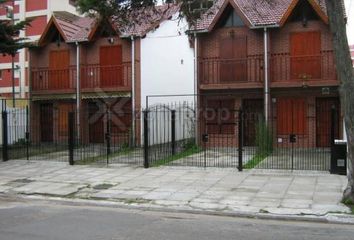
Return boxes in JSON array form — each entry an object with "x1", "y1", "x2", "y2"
[
  {"x1": 277, "y1": 98, "x2": 307, "y2": 135},
  {"x1": 243, "y1": 99, "x2": 264, "y2": 146},
  {"x1": 100, "y1": 45, "x2": 123, "y2": 87},
  {"x1": 316, "y1": 98, "x2": 340, "y2": 147},
  {"x1": 40, "y1": 103, "x2": 53, "y2": 142},
  {"x1": 290, "y1": 32, "x2": 321, "y2": 80},
  {"x1": 49, "y1": 50, "x2": 70, "y2": 90},
  {"x1": 88, "y1": 102, "x2": 104, "y2": 143},
  {"x1": 220, "y1": 36, "x2": 247, "y2": 83}
]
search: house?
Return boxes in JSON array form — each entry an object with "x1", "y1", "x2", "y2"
[
  {"x1": 29, "y1": 5, "x2": 194, "y2": 145},
  {"x1": 0, "y1": 0, "x2": 78, "y2": 100},
  {"x1": 190, "y1": 0, "x2": 342, "y2": 148}
]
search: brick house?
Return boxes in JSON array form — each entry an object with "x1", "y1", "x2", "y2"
[
  {"x1": 29, "y1": 6, "x2": 185, "y2": 144},
  {"x1": 190, "y1": 0, "x2": 342, "y2": 148}
]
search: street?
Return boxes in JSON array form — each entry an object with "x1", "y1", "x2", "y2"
[{"x1": 0, "y1": 197, "x2": 353, "y2": 240}]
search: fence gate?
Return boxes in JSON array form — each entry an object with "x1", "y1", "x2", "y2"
[{"x1": 251, "y1": 98, "x2": 337, "y2": 171}]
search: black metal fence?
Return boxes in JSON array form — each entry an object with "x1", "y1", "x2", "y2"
[
  {"x1": 143, "y1": 98, "x2": 338, "y2": 171},
  {"x1": 1, "y1": 101, "x2": 143, "y2": 166},
  {"x1": 1, "y1": 97, "x2": 339, "y2": 172}
]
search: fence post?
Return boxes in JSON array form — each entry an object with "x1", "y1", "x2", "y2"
[
  {"x1": 2, "y1": 111, "x2": 8, "y2": 161},
  {"x1": 143, "y1": 110, "x2": 149, "y2": 168},
  {"x1": 68, "y1": 112, "x2": 75, "y2": 165},
  {"x1": 171, "y1": 110, "x2": 176, "y2": 155},
  {"x1": 106, "y1": 110, "x2": 111, "y2": 165},
  {"x1": 26, "y1": 106, "x2": 29, "y2": 161},
  {"x1": 238, "y1": 109, "x2": 243, "y2": 172},
  {"x1": 330, "y1": 105, "x2": 336, "y2": 149}
]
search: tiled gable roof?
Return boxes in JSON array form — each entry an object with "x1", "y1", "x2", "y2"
[
  {"x1": 191, "y1": 0, "x2": 344, "y2": 31},
  {"x1": 53, "y1": 11, "x2": 96, "y2": 42},
  {"x1": 113, "y1": 4, "x2": 180, "y2": 37}
]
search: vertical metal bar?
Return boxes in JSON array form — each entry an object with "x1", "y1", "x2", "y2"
[
  {"x1": 68, "y1": 112, "x2": 75, "y2": 165},
  {"x1": 238, "y1": 109, "x2": 243, "y2": 171},
  {"x1": 106, "y1": 110, "x2": 111, "y2": 165},
  {"x1": 331, "y1": 105, "x2": 336, "y2": 149},
  {"x1": 2, "y1": 111, "x2": 8, "y2": 161},
  {"x1": 171, "y1": 110, "x2": 176, "y2": 155},
  {"x1": 26, "y1": 106, "x2": 29, "y2": 161},
  {"x1": 143, "y1": 110, "x2": 149, "y2": 168}
]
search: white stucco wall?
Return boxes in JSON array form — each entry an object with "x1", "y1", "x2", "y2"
[{"x1": 140, "y1": 14, "x2": 195, "y2": 109}]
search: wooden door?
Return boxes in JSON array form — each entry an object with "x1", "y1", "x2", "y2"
[
  {"x1": 316, "y1": 98, "x2": 340, "y2": 147},
  {"x1": 290, "y1": 32, "x2": 321, "y2": 80},
  {"x1": 277, "y1": 98, "x2": 307, "y2": 135},
  {"x1": 205, "y1": 99, "x2": 235, "y2": 134},
  {"x1": 88, "y1": 102, "x2": 104, "y2": 143},
  {"x1": 100, "y1": 45, "x2": 123, "y2": 87},
  {"x1": 243, "y1": 99, "x2": 264, "y2": 146},
  {"x1": 49, "y1": 50, "x2": 70, "y2": 89},
  {"x1": 40, "y1": 103, "x2": 53, "y2": 142},
  {"x1": 220, "y1": 36, "x2": 247, "y2": 83}
]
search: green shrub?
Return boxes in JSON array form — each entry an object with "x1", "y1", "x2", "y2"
[{"x1": 255, "y1": 119, "x2": 273, "y2": 155}]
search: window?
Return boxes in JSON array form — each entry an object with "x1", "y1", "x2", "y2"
[
  {"x1": 0, "y1": 70, "x2": 2, "y2": 80},
  {"x1": 222, "y1": 10, "x2": 245, "y2": 28},
  {"x1": 277, "y1": 98, "x2": 307, "y2": 135},
  {"x1": 205, "y1": 99, "x2": 236, "y2": 134}
]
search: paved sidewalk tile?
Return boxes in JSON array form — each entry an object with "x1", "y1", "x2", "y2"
[{"x1": 0, "y1": 161, "x2": 351, "y2": 216}]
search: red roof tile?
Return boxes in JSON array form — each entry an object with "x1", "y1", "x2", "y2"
[
  {"x1": 191, "y1": 0, "x2": 342, "y2": 31},
  {"x1": 113, "y1": 4, "x2": 180, "y2": 37},
  {"x1": 53, "y1": 11, "x2": 96, "y2": 42}
]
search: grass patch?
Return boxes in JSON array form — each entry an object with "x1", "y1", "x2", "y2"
[
  {"x1": 244, "y1": 153, "x2": 269, "y2": 169},
  {"x1": 151, "y1": 145, "x2": 202, "y2": 167},
  {"x1": 75, "y1": 147, "x2": 135, "y2": 165},
  {"x1": 244, "y1": 119, "x2": 273, "y2": 169},
  {"x1": 342, "y1": 198, "x2": 354, "y2": 214}
]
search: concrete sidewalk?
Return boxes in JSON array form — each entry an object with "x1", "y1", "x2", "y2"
[{"x1": 0, "y1": 161, "x2": 352, "y2": 223}]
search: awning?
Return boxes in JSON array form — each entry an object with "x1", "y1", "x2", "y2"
[{"x1": 81, "y1": 92, "x2": 131, "y2": 99}]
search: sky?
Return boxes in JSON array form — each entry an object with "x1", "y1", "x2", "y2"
[{"x1": 345, "y1": 0, "x2": 354, "y2": 45}]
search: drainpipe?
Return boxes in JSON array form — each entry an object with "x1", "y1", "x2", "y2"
[
  {"x1": 264, "y1": 28, "x2": 270, "y2": 125},
  {"x1": 131, "y1": 36, "x2": 136, "y2": 146},
  {"x1": 76, "y1": 42, "x2": 81, "y2": 141},
  {"x1": 194, "y1": 33, "x2": 198, "y2": 144}
]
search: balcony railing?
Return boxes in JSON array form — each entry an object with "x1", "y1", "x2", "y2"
[
  {"x1": 199, "y1": 55, "x2": 264, "y2": 85},
  {"x1": 270, "y1": 50, "x2": 336, "y2": 83},
  {"x1": 31, "y1": 63, "x2": 132, "y2": 92},
  {"x1": 199, "y1": 51, "x2": 337, "y2": 86}
]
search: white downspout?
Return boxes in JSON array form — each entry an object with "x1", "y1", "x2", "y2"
[
  {"x1": 194, "y1": 33, "x2": 198, "y2": 143},
  {"x1": 264, "y1": 28, "x2": 270, "y2": 124},
  {"x1": 76, "y1": 42, "x2": 81, "y2": 141},
  {"x1": 131, "y1": 36, "x2": 136, "y2": 145},
  {"x1": 194, "y1": 33, "x2": 198, "y2": 103}
]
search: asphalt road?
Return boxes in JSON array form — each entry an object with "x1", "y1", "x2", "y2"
[{"x1": 0, "y1": 197, "x2": 353, "y2": 240}]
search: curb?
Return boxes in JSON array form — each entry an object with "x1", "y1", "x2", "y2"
[{"x1": 2, "y1": 193, "x2": 354, "y2": 225}]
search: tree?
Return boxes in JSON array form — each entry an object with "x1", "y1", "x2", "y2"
[
  {"x1": 75, "y1": 0, "x2": 213, "y2": 26},
  {"x1": 0, "y1": 0, "x2": 31, "y2": 56},
  {"x1": 324, "y1": 0, "x2": 354, "y2": 202}
]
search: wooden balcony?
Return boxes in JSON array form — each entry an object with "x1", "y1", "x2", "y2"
[
  {"x1": 270, "y1": 50, "x2": 338, "y2": 87},
  {"x1": 198, "y1": 51, "x2": 338, "y2": 90},
  {"x1": 199, "y1": 55, "x2": 264, "y2": 90},
  {"x1": 31, "y1": 63, "x2": 132, "y2": 94}
]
